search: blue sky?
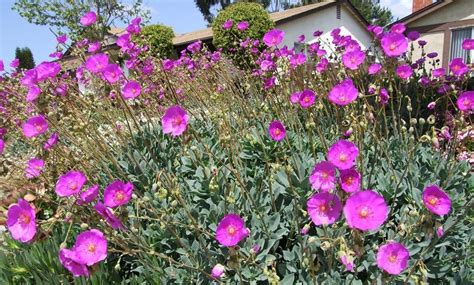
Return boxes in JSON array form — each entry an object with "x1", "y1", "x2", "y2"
[{"x1": 0, "y1": 0, "x2": 411, "y2": 69}]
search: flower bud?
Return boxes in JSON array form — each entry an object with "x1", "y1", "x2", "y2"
[
  {"x1": 211, "y1": 264, "x2": 225, "y2": 279},
  {"x1": 80, "y1": 223, "x2": 88, "y2": 229}
]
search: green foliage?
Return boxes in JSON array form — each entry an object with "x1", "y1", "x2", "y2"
[
  {"x1": 212, "y1": 2, "x2": 273, "y2": 68},
  {"x1": 351, "y1": 0, "x2": 393, "y2": 26},
  {"x1": 135, "y1": 25, "x2": 176, "y2": 59},
  {"x1": 15, "y1": 47, "x2": 35, "y2": 70},
  {"x1": 12, "y1": 0, "x2": 151, "y2": 40}
]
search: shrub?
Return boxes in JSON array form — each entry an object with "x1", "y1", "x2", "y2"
[
  {"x1": 136, "y1": 24, "x2": 175, "y2": 58},
  {"x1": 0, "y1": 14, "x2": 472, "y2": 284},
  {"x1": 212, "y1": 2, "x2": 274, "y2": 67}
]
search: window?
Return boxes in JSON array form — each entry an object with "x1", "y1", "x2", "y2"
[{"x1": 450, "y1": 27, "x2": 473, "y2": 63}]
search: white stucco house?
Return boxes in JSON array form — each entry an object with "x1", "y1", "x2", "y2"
[
  {"x1": 395, "y1": 0, "x2": 474, "y2": 69},
  {"x1": 172, "y1": 0, "x2": 372, "y2": 53}
]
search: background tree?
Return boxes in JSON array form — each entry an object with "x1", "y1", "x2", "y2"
[
  {"x1": 12, "y1": 0, "x2": 151, "y2": 40},
  {"x1": 351, "y1": 0, "x2": 393, "y2": 26},
  {"x1": 15, "y1": 47, "x2": 36, "y2": 70},
  {"x1": 135, "y1": 24, "x2": 176, "y2": 59}
]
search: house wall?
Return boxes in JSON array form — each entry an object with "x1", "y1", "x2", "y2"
[
  {"x1": 275, "y1": 4, "x2": 372, "y2": 50},
  {"x1": 406, "y1": 0, "x2": 474, "y2": 69}
]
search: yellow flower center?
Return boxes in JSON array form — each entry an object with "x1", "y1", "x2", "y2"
[
  {"x1": 321, "y1": 171, "x2": 329, "y2": 179},
  {"x1": 19, "y1": 213, "x2": 30, "y2": 225},
  {"x1": 70, "y1": 182, "x2": 77, "y2": 190},
  {"x1": 319, "y1": 204, "x2": 328, "y2": 213},
  {"x1": 338, "y1": 95, "x2": 346, "y2": 102},
  {"x1": 389, "y1": 43, "x2": 396, "y2": 51},
  {"x1": 304, "y1": 96, "x2": 310, "y2": 103},
  {"x1": 345, "y1": 177, "x2": 353, "y2": 185},
  {"x1": 428, "y1": 196, "x2": 438, "y2": 206},
  {"x1": 463, "y1": 99, "x2": 470, "y2": 106},
  {"x1": 115, "y1": 191, "x2": 125, "y2": 202},
  {"x1": 34, "y1": 123, "x2": 43, "y2": 131},
  {"x1": 339, "y1": 154, "x2": 347, "y2": 162},
  {"x1": 273, "y1": 128, "x2": 281, "y2": 136},
  {"x1": 359, "y1": 207, "x2": 369, "y2": 218},
  {"x1": 227, "y1": 225, "x2": 237, "y2": 236},
  {"x1": 172, "y1": 116, "x2": 182, "y2": 127},
  {"x1": 388, "y1": 254, "x2": 397, "y2": 263},
  {"x1": 88, "y1": 243, "x2": 96, "y2": 253}
]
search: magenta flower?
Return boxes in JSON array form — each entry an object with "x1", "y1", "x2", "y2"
[
  {"x1": 396, "y1": 64, "x2": 413, "y2": 80},
  {"x1": 368, "y1": 63, "x2": 382, "y2": 75},
  {"x1": 121, "y1": 80, "x2": 141, "y2": 99},
  {"x1": 307, "y1": 192, "x2": 341, "y2": 225},
  {"x1": 290, "y1": 91, "x2": 301, "y2": 104},
  {"x1": 215, "y1": 214, "x2": 249, "y2": 247},
  {"x1": 25, "y1": 158, "x2": 45, "y2": 179},
  {"x1": 309, "y1": 161, "x2": 336, "y2": 192},
  {"x1": 55, "y1": 170, "x2": 87, "y2": 197},
  {"x1": 103, "y1": 180, "x2": 133, "y2": 208},
  {"x1": 268, "y1": 120, "x2": 286, "y2": 141},
  {"x1": 94, "y1": 201, "x2": 124, "y2": 229},
  {"x1": 379, "y1": 88, "x2": 389, "y2": 105},
  {"x1": 27, "y1": 85, "x2": 41, "y2": 102},
  {"x1": 436, "y1": 226, "x2": 444, "y2": 238},
  {"x1": 390, "y1": 23, "x2": 406, "y2": 34},
  {"x1": 85, "y1": 53, "x2": 109, "y2": 73},
  {"x1": 80, "y1": 11, "x2": 97, "y2": 26},
  {"x1": 116, "y1": 33, "x2": 131, "y2": 49},
  {"x1": 88, "y1": 41, "x2": 101, "y2": 53},
  {"x1": 70, "y1": 229, "x2": 107, "y2": 266},
  {"x1": 376, "y1": 242, "x2": 409, "y2": 275},
  {"x1": 59, "y1": 248, "x2": 89, "y2": 277},
  {"x1": 237, "y1": 21, "x2": 249, "y2": 31},
  {"x1": 343, "y1": 190, "x2": 388, "y2": 231},
  {"x1": 222, "y1": 19, "x2": 233, "y2": 30},
  {"x1": 456, "y1": 91, "x2": 473, "y2": 112},
  {"x1": 327, "y1": 140, "x2": 359, "y2": 170},
  {"x1": 328, "y1": 79, "x2": 359, "y2": 106},
  {"x1": 299, "y1": 89, "x2": 316, "y2": 108},
  {"x1": 0, "y1": 60, "x2": 4, "y2": 72},
  {"x1": 162, "y1": 105, "x2": 189, "y2": 137},
  {"x1": 22, "y1": 115, "x2": 48, "y2": 138},
  {"x1": 407, "y1": 31, "x2": 420, "y2": 41},
  {"x1": 422, "y1": 185, "x2": 451, "y2": 216},
  {"x1": 44, "y1": 132, "x2": 59, "y2": 150},
  {"x1": 342, "y1": 49, "x2": 365, "y2": 70},
  {"x1": 10, "y1": 58, "x2": 19, "y2": 68},
  {"x1": 57, "y1": 34, "x2": 67, "y2": 43},
  {"x1": 7, "y1": 199, "x2": 36, "y2": 243},
  {"x1": 432, "y1": 68, "x2": 445, "y2": 78},
  {"x1": 35, "y1": 61, "x2": 61, "y2": 81},
  {"x1": 339, "y1": 168, "x2": 361, "y2": 193},
  {"x1": 78, "y1": 185, "x2": 99, "y2": 204},
  {"x1": 211, "y1": 264, "x2": 225, "y2": 278},
  {"x1": 462, "y1": 38, "x2": 474, "y2": 50},
  {"x1": 381, "y1": 32, "x2": 408, "y2": 57},
  {"x1": 0, "y1": 139, "x2": 4, "y2": 154},
  {"x1": 103, "y1": 64, "x2": 122, "y2": 83},
  {"x1": 263, "y1": 29, "x2": 285, "y2": 47},
  {"x1": 449, "y1": 58, "x2": 469, "y2": 77},
  {"x1": 340, "y1": 254, "x2": 354, "y2": 271}
]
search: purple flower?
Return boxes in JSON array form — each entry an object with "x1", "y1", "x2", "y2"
[
  {"x1": 449, "y1": 58, "x2": 469, "y2": 77},
  {"x1": 70, "y1": 229, "x2": 107, "y2": 266},
  {"x1": 103, "y1": 64, "x2": 122, "y2": 83},
  {"x1": 436, "y1": 226, "x2": 444, "y2": 238},
  {"x1": 7, "y1": 199, "x2": 36, "y2": 243},
  {"x1": 427, "y1": 102, "x2": 436, "y2": 110},
  {"x1": 222, "y1": 19, "x2": 233, "y2": 30},
  {"x1": 340, "y1": 254, "x2": 355, "y2": 271},
  {"x1": 236, "y1": 21, "x2": 249, "y2": 31},
  {"x1": 103, "y1": 180, "x2": 133, "y2": 208},
  {"x1": 381, "y1": 32, "x2": 408, "y2": 57},
  {"x1": 407, "y1": 31, "x2": 420, "y2": 41},
  {"x1": 327, "y1": 139, "x2": 359, "y2": 170},
  {"x1": 268, "y1": 120, "x2": 286, "y2": 141},
  {"x1": 462, "y1": 38, "x2": 474, "y2": 50},
  {"x1": 339, "y1": 168, "x2": 361, "y2": 193},
  {"x1": 215, "y1": 214, "x2": 249, "y2": 247},
  {"x1": 162, "y1": 105, "x2": 189, "y2": 137},
  {"x1": 211, "y1": 264, "x2": 225, "y2": 278},
  {"x1": 22, "y1": 115, "x2": 48, "y2": 138},
  {"x1": 379, "y1": 88, "x2": 389, "y2": 105},
  {"x1": 263, "y1": 29, "x2": 285, "y2": 47},
  {"x1": 116, "y1": 33, "x2": 131, "y2": 49},
  {"x1": 260, "y1": 59, "x2": 274, "y2": 71},
  {"x1": 78, "y1": 185, "x2": 99, "y2": 204},
  {"x1": 59, "y1": 248, "x2": 89, "y2": 277},
  {"x1": 0, "y1": 139, "x2": 4, "y2": 154},
  {"x1": 427, "y1": 52, "x2": 438, "y2": 58},
  {"x1": 35, "y1": 61, "x2": 61, "y2": 81},
  {"x1": 94, "y1": 201, "x2": 124, "y2": 229},
  {"x1": 55, "y1": 170, "x2": 87, "y2": 197},
  {"x1": 297, "y1": 34, "x2": 305, "y2": 42},
  {"x1": 121, "y1": 80, "x2": 141, "y2": 99},
  {"x1": 85, "y1": 54, "x2": 109, "y2": 73},
  {"x1": 313, "y1": 30, "x2": 323, "y2": 37},
  {"x1": 0, "y1": 60, "x2": 3, "y2": 72},
  {"x1": 368, "y1": 63, "x2": 382, "y2": 75},
  {"x1": 376, "y1": 242, "x2": 409, "y2": 275},
  {"x1": 25, "y1": 158, "x2": 44, "y2": 179},
  {"x1": 44, "y1": 132, "x2": 59, "y2": 150},
  {"x1": 396, "y1": 64, "x2": 413, "y2": 80},
  {"x1": 432, "y1": 68, "x2": 445, "y2": 78},
  {"x1": 456, "y1": 91, "x2": 473, "y2": 112},
  {"x1": 328, "y1": 79, "x2": 359, "y2": 106},
  {"x1": 290, "y1": 91, "x2": 301, "y2": 104},
  {"x1": 80, "y1": 11, "x2": 97, "y2": 26},
  {"x1": 342, "y1": 49, "x2": 365, "y2": 70},
  {"x1": 390, "y1": 23, "x2": 406, "y2": 34},
  {"x1": 422, "y1": 185, "x2": 451, "y2": 216},
  {"x1": 88, "y1": 41, "x2": 101, "y2": 53},
  {"x1": 299, "y1": 89, "x2": 316, "y2": 108},
  {"x1": 27, "y1": 85, "x2": 41, "y2": 102},
  {"x1": 309, "y1": 161, "x2": 336, "y2": 192},
  {"x1": 343, "y1": 190, "x2": 388, "y2": 231},
  {"x1": 10, "y1": 58, "x2": 19, "y2": 68},
  {"x1": 307, "y1": 192, "x2": 341, "y2": 225}
]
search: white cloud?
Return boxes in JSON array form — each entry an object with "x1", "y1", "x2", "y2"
[{"x1": 379, "y1": 0, "x2": 413, "y2": 20}]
